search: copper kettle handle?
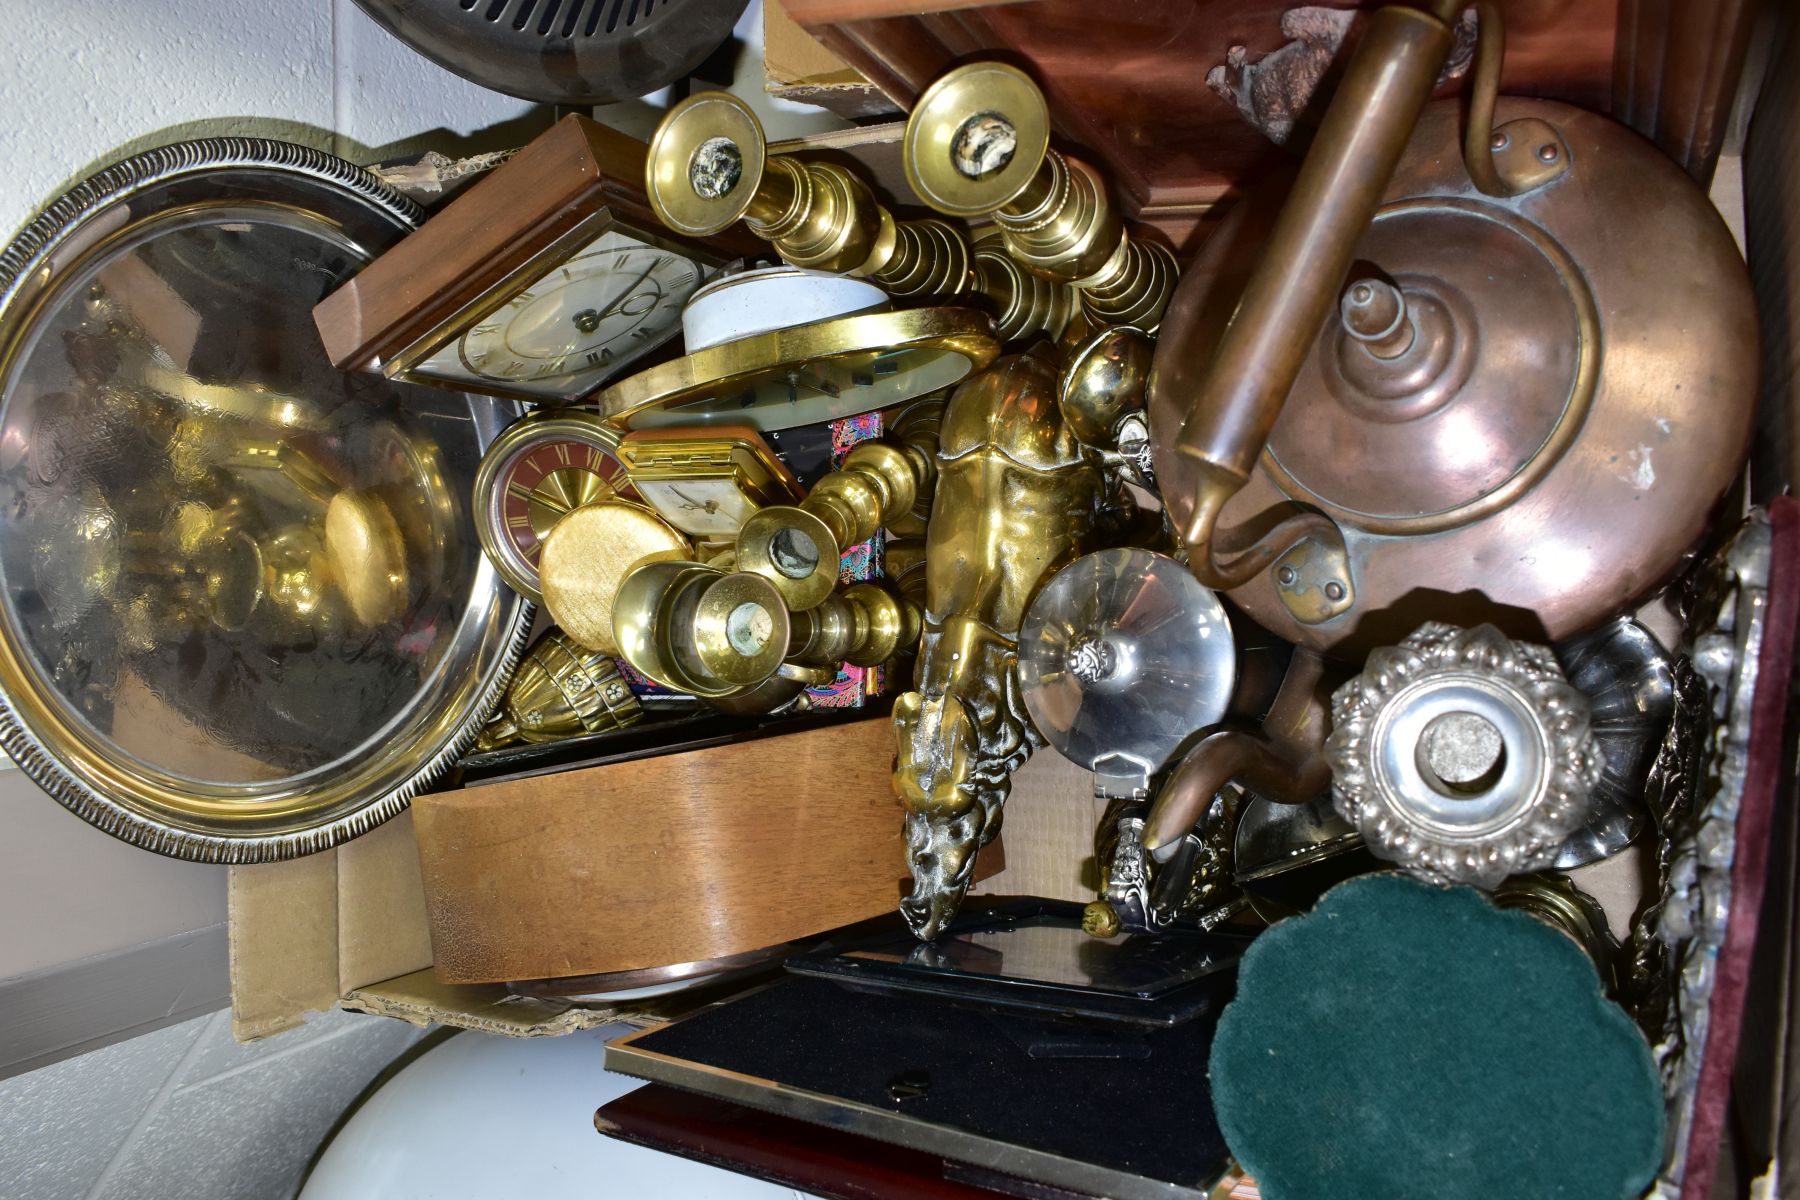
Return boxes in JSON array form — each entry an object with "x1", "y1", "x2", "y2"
[{"x1": 1173, "y1": 0, "x2": 1474, "y2": 590}]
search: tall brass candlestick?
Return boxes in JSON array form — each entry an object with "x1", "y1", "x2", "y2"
[
  {"x1": 901, "y1": 62, "x2": 1177, "y2": 333},
  {"x1": 737, "y1": 395, "x2": 945, "y2": 611},
  {"x1": 613, "y1": 561, "x2": 920, "y2": 699},
  {"x1": 646, "y1": 92, "x2": 1073, "y2": 344}
]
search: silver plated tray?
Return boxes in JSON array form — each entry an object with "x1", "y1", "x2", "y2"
[{"x1": 0, "y1": 139, "x2": 532, "y2": 861}]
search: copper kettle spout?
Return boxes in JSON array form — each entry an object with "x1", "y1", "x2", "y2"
[
  {"x1": 1142, "y1": 648, "x2": 1335, "y2": 856},
  {"x1": 1172, "y1": 0, "x2": 1470, "y2": 599}
]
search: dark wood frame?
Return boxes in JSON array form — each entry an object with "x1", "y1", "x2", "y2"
[{"x1": 313, "y1": 114, "x2": 761, "y2": 402}]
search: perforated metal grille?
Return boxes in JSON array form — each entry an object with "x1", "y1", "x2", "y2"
[
  {"x1": 456, "y1": 0, "x2": 673, "y2": 40},
  {"x1": 354, "y1": 0, "x2": 745, "y2": 104}
]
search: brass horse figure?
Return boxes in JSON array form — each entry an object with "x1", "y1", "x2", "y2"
[{"x1": 893, "y1": 345, "x2": 1111, "y2": 939}]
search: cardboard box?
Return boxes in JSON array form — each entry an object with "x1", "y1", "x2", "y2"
[
  {"x1": 763, "y1": 0, "x2": 901, "y2": 119},
  {"x1": 225, "y1": 730, "x2": 1090, "y2": 1042}
]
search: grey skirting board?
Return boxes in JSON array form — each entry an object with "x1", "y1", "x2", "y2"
[{"x1": 0, "y1": 923, "x2": 229, "y2": 1080}]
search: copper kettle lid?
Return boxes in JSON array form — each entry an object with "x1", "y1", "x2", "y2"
[{"x1": 1150, "y1": 97, "x2": 1755, "y2": 656}]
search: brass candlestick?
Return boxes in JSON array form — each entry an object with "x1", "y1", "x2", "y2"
[
  {"x1": 901, "y1": 62, "x2": 1178, "y2": 333},
  {"x1": 884, "y1": 393, "x2": 948, "y2": 539},
  {"x1": 646, "y1": 91, "x2": 1073, "y2": 343},
  {"x1": 613, "y1": 560, "x2": 920, "y2": 698},
  {"x1": 737, "y1": 436, "x2": 936, "y2": 611}
]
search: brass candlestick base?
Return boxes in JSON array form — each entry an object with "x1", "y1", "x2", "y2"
[
  {"x1": 646, "y1": 91, "x2": 1070, "y2": 342},
  {"x1": 613, "y1": 559, "x2": 920, "y2": 698},
  {"x1": 901, "y1": 62, "x2": 1178, "y2": 333},
  {"x1": 738, "y1": 435, "x2": 936, "y2": 610}
]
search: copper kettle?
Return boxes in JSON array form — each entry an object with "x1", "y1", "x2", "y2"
[{"x1": 1148, "y1": 0, "x2": 1755, "y2": 656}]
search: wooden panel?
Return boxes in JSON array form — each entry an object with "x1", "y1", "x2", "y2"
[
  {"x1": 791, "y1": 0, "x2": 1620, "y2": 230},
  {"x1": 414, "y1": 717, "x2": 915, "y2": 984},
  {"x1": 1614, "y1": 0, "x2": 1760, "y2": 185}
]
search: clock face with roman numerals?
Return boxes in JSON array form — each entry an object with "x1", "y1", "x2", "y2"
[
  {"x1": 411, "y1": 227, "x2": 704, "y2": 403},
  {"x1": 473, "y1": 410, "x2": 638, "y2": 601}
]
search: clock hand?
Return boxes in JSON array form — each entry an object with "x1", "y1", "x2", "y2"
[
  {"x1": 507, "y1": 481, "x2": 572, "y2": 515},
  {"x1": 590, "y1": 256, "x2": 665, "y2": 327},
  {"x1": 667, "y1": 485, "x2": 719, "y2": 514}
]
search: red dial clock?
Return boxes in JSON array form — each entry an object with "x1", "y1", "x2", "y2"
[{"x1": 474, "y1": 410, "x2": 636, "y2": 601}]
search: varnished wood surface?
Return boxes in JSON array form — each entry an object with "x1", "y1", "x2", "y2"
[
  {"x1": 415, "y1": 717, "x2": 916, "y2": 984},
  {"x1": 789, "y1": 0, "x2": 1619, "y2": 241},
  {"x1": 1614, "y1": 0, "x2": 1759, "y2": 186}
]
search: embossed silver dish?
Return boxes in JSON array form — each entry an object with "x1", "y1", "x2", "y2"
[{"x1": 0, "y1": 139, "x2": 532, "y2": 861}]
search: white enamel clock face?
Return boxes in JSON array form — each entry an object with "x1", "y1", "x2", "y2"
[
  {"x1": 633, "y1": 478, "x2": 761, "y2": 539},
  {"x1": 412, "y1": 228, "x2": 705, "y2": 402}
]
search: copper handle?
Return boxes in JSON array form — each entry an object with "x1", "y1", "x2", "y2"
[
  {"x1": 1141, "y1": 648, "x2": 1334, "y2": 855},
  {"x1": 1174, "y1": 0, "x2": 1467, "y2": 588},
  {"x1": 1462, "y1": 3, "x2": 1509, "y2": 197}
]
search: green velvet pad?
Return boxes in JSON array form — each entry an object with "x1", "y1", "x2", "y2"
[{"x1": 1209, "y1": 873, "x2": 1662, "y2": 1200}]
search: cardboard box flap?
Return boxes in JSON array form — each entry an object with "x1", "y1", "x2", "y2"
[
  {"x1": 229, "y1": 811, "x2": 435, "y2": 1042},
  {"x1": 340, "y1": 969, "x2": 617, "y2": 1037}
]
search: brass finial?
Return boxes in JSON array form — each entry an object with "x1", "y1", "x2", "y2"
[
  {"x1": 474, "y1": 630, "x2": 643, "y2": 751},
  {"x1": 1082, "y1": 900, "x2": 1123, "y2": 939},
  {"x1": 737, "y1": 435, "x2": 937, "y2": 611},
  {"x1": 646, "y1": 91, "x2": 1072, "y2": 343},
  {"x1": 901, "y1": 62, "x2": 1178, "y2": 332}
]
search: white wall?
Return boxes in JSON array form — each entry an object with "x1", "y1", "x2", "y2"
[{"x1": 0, "y1": 1, "x2": 545, "y2": 235}]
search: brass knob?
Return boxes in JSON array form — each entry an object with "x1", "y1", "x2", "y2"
[
  {"x1": 646, "y1": 91, "x2": 1071, "y2": 340},
  {"x1": 1339, "y1": 277, "x2": 1414, "y2": 359},
  {"x1": 1082, "y1": 900, "x2": 1123, "y2": 939},
  {"x1": 901, "y1": 62, "x2": 1178, "y2": 332},
  {"x1": 1057, "y1": 324, "x2": 1153, "y2": 447},
  {"x1": 737, "y1": 440, "x2": 934, "y2": 610}
]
